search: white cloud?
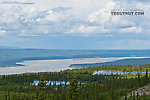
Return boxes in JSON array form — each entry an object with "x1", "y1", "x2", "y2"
[
  {"x1": 65, "y1": 25, "x2": 99, "y2": 35},
  {"x1": 0, "y1": 30, "x2": 6, "y2": 35},
  {"x1": 0, "y1": 0, "x2": 149, "y2": 37},
  {"x1": 0, "y1": 4, "x2": 74, "y2": 36},
  {"x1": 1, "y1": 1, "x2": 34, "y2": 5},
  {"x1": 88, "y1": 1, "x2": 115, "y2": 23},
  {"x1": 86, "y1": 0, "x2": 150, "y2": 35},
  {"x1": 120, "y1": 26, "x2": 142, "y2": 33},
  {"x1": 65, "y1": 25, "x2": 109, "y2": 36}
]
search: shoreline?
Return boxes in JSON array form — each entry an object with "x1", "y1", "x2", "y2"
[{"x1": 1, "y1": 57, "x2": 150, "y2": 75}]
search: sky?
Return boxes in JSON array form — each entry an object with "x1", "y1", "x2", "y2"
[{"x1": 0, "y1": 0, "x2": 150, "y2": 49}]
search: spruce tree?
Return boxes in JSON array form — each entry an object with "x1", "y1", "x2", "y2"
[
  {"x1": 34, "y1": 75, "x2": 47, "y2": 100},
  {"x1": 67, "y1": 75, "x2": 79, "y2": 100}
]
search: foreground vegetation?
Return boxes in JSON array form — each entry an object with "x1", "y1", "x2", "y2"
[{"x1": 0, "y1": 64, "x2": 150, "y2": 100}]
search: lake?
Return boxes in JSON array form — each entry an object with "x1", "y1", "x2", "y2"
[
  {"x1": 0, "y1": 57, "x2": 150, "y2": 75},
  {"x1": 0, "y1": 49, "x2": 150, "y2": 75},
  {"x1": 94, "y1": 70, "x2": 150, "y2": 75},
  {"x1": 29, "y1": 80, "x2": 87, "y2": 85}
]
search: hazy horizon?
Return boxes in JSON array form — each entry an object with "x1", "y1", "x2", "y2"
[{"x1": 1, "y1": 45, "x2": 150, "y2": 50}]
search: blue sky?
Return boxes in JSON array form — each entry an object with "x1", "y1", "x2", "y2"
[{"x1": 0, "y1": 0, "x2": 150, "y2": 49}]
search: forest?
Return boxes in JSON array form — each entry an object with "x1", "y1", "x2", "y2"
[{"x1": 0, "y1": 64, "x2": 150, "y2": 100}]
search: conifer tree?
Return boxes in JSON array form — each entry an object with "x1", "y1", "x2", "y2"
[
  {"x1": 34, "y1": 75, "x2": 47, "y2": 100},
  {"x1": 67, "y1": 75, "x2": 79, "y2": 100},
  {"x1": 144, "y1": 69, "x2": 149, "y2": 84},
  {"x1": 146, "y1": 69, "x2": 148, "y2": 78}
]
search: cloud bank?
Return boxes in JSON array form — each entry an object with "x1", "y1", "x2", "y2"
[
  {"x1": 0, "y1": 0, "x2": 150, "y2": 49},
  {"x1": 1, "y1": 1, "x2": 34, "y2": 5},
  {"x1": 0, "y1": 0, "x2": 149, "y2": 37}
]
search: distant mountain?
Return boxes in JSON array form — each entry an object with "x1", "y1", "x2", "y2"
[{"x1": 0, "y1": 46, "x2": 20, "y2": 49}]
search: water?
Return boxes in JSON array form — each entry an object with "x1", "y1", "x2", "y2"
[
  {"x1": 29, "y1": 80, "x2": 87, "y2": 86},
  {"x1": 94, "y1": 70, "x2": 150, "y2": 75},
  {"x1": 70, "y1": 58, "x2": 150, "y2": 68},
  {"x1": 1, "y1": 49, "x2": 150, "y2": 75},
  {"x1": 1, "y1": 49, "x2": 150, "y2": 67}
]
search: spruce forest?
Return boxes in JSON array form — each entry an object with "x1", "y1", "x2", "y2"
[{"x1": 0, "y1": 64, "x2": 150, "y2": 100}]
